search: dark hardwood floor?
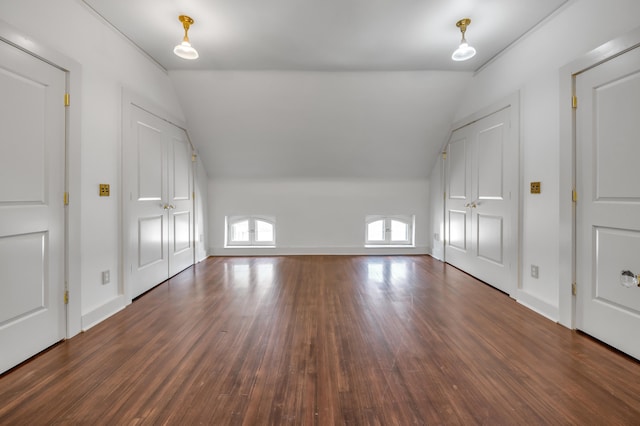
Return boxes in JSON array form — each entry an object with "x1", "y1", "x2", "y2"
[{"x1": 1, "y1": 255, "x2": 639, "y2": 425}]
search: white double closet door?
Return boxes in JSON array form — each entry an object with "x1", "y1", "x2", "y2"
[
  {"x1": 125, "y1": 105, "x2": 194, "y2": 298},
  {"x1": 445, "y1": 107, "x2": 518, "y2": 294}
]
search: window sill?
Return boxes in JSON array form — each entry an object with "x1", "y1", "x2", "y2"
[
  {"x1": 224, "y1": 245, "x2": 276, "y2": 249},
  {"x1": 365, "y1": 244, "x2": 415, "y2": 248}
]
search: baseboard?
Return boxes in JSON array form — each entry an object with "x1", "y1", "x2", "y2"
[
  {"x1": 208, "y1": 246, "x2": 431, "y2": 256},
  {"x1": 81, "y1": 295, "x2": 129, "y2": 331},
  {"x1": 515, "y1": 290, "x2": 559, "y2": 323}
]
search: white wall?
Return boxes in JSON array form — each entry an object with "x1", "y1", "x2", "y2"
[
  {"x1": 428, "y1": 158, "x2": 445, "y2": 261},
  {"x1": 209, "y1": 179, "x2": 430, "y2": 255},
  {"x1": 0, "y1": 0, "x2": 187, "y2": 331},
  {"x1": 431, "y1": 0, "x2": 640, "y2": 324},
  {"x1": 194, "y1": 156, "x2": 209, "y2": 263}
]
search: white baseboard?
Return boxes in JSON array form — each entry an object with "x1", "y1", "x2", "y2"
[
  {"x1": 81, "y1": 295, "x2": 129, "y2": 331},
  {"x1": 515, "y1": 290, "x2": 559, "y2": 323},
  {"x1": 208, "y1": 246, "x2": 431, "y2": 256}
]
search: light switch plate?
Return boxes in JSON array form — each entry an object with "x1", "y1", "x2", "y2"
[
  {"x1": 530, "y1": 182, "x2": 541, "y2": 194},
  {"x1": 99, "y1": 184, "x2": 110, "y2": 197}
]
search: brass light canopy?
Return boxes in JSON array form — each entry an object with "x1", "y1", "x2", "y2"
[
  {"x1": 174, "y1": 15, "x2": 199, "y2": 60},
  {"x1": 452, "y1": 18, "x2": 476, "y2": 61}
]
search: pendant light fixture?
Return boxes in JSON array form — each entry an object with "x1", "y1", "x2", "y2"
[
  {"x1": 174, "y1": 15, "x2": 199, "y2": 60},
  {"x1": 451, "y1": 18, "x2": 476, "y2": 61}
]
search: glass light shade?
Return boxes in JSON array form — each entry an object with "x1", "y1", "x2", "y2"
[
  {"x1": 174, "y1": 41, "x2": 199, "y2": 60},
  {"x1": 452, "y1": 41, "x2": 476, "y2": 61}
]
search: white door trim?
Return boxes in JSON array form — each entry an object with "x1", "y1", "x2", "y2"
[
  {"x1": 0, "y1": 19, "x2": 83, "y2": 339},
  {"x1": 559, "y1": 25, "x2": 640, "y2": 329}
]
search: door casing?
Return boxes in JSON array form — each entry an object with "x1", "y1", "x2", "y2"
[
  {"x1": 0, "y1": 21, "x2": 83, "y2": 339},
  {"x1": 559, "y1": 26, "x2": 640, "y2": 329}
]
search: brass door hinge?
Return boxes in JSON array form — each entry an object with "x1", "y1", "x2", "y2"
[
  {"x1": 192, "y1": 191, "x2": 196, "y2": 200},
  {"x1": 64, "y1": 192, "x2": 69, "y2": 206},
  {"x1": 64, "y1": 93, "x2": 70, "y2": 107},
  {"x1": 442, "y1": 152, "x2": 447, "y2": 160},
  {"x1": 571, "y1": 282, "x2": 577, "y2": 296},
  {"x1": 64, "y1": 290, "x2": 69, "y2": 304},
  {"x1": 572, "y1": 95, "x2": 578, "y2": 109},
  {"x1": 192, "y1": 153, "x2": 197, "y2": 162},
  {"x1": 572, "y1": 190, "x2": 578, "y2": 203}
]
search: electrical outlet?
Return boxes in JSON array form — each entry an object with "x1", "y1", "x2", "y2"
[
  {"x1": 102, "y1": 270, "x2": 110, "y2": 285},
  {"x1": 531, "y1": 265, "x2": 539, "y2": 279}
]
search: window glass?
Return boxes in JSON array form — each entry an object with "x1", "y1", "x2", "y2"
[
  {"x1": 367, "y1": 220, "x2": 385, "y2": 241},
  {"x1": 230, "y1": 220, "x2": 249, "y2": 242},
  {"x1": 255, "y1": 219, "x2": 274, "y2": 242},
  {"x1": 390, "y1": 220, "x2": 408, "y2": 242}
]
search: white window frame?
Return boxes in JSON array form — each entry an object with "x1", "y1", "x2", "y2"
[
  {"x1": 225, "y1": 215, "x2": 276, "y2": 248},
  {"x1": 365, "y1": 215, "x2": 414, "y2": 247}
]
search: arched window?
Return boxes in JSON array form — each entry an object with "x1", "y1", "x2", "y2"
[
  {"x1": 365, "y1": 215, "x2": 414, "y2": 246},
  {"x1": 226, "y1": 216, "x2": 276, "y2": 247}
]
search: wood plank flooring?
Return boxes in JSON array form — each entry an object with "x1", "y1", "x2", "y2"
[{"x1": 1, "y1": 255, "x2": 639, "y2": 424}]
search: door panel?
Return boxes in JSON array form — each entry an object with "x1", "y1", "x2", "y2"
[
  {"x1": 0, "y1": 233, "x2": 47, "y2": 323},
  {"x1": 445, "y1": 107, "x2": 516, "y2": 294},
  {"x1": 448, "y1": 211, "x2": 466, "y2": 251},
  {"x1": 137, "y1": 123, "x2": 164, "y2": 200},
  {"x1": 168, "y1": 132, "x2": 194, "y2": 276},
  {"x1": 576, "y1": 46, "x2": 640, "y2": 359},
  {"x1": 448, "y1": 138, "x2": 467, "y2": 199},
  {"x1": 477, "y1": 214, "x2": 503, "y2": 264},
  {"x1": 173, "y1": 211, "x2": 191, "y2": 253},
  {"x1": 593, "y1": 228, "x2": 640, "y2": 313},
  {"x1": 595, "y1": 71, "x2": 640, "y2": 200},
  {"x1": 446, "y1": 127, "x2": 472, "y2": 267},
  {"x1": 139, "y1": 215, "x2": 165, "y2": 268},
  {"x1": 128, "y1": 107, "x2": 170, "y2": 297},
  {"x1": 171, "y1": 136, "x2": 191, "y2": 200},
  {"x1": 477, "y1": 124, "x2": 504, "y2": 200},
  {"x1": 0, "y1": 68, "x2": 45, "y2": 202},
  {"x1": 0, "y1": 41, "x2": 65, "y2": 373}
]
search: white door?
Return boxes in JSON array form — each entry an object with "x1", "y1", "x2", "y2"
[
  {"x1": 0, "y1": 41, "x2": 66, "y2": 373},
  {"x1": 576, "y1": 46, "x2": 640, "y2": 360},
  {"x1": 445, "y1": 107, "x2": 517, "y2": 294},
  {"x1": 166, "y1": 124, "x2": 194, "y2": 277},
  {"x1": 125, "y1": 105, "x2": 194, "y2": 298}
]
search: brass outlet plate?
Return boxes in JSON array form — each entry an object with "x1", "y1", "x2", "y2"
[
  {"x1": 99, "y1": 184, "x2": 110, "y2": 197},
  {"x1": 530, "y1": 182, "x2": 541, "y2": 194}
]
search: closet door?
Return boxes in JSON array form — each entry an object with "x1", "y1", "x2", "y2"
[
  {"x1": 125, "y1": 104, "x2": 194, "y2": 298},
  {"x1": 445, "y1": 107, "x2": 517, "y2": 294},
  {"x1": 167, "y1": 128, "x2": 194, "y2": 277}
]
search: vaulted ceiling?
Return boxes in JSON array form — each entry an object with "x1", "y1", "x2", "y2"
[{"x1": 83, "y1": 0, "x2": 568, "y2": 179}]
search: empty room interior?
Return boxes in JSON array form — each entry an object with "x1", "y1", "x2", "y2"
[{"x1": 1, "y1": 0, "x2": 640, "y2": 423}]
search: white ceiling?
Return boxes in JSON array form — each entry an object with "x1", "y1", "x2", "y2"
[
  {"x1": 82, "y1": 0, "x2": 568, "y2": 179},
  {"x1": 170, "y1": 71, "x2": 473, "y2": 179},
  {"x1": 83, "y1": 0, "x2": 568, "y2": 72}
]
